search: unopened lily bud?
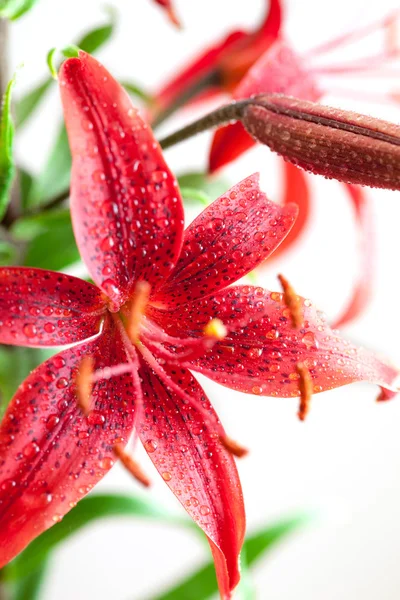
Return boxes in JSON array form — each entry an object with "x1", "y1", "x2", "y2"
[{"x1": 242, "y1": 94, "x2": 400, "y2": 190}]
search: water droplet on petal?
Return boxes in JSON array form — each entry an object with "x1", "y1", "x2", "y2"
[
  {"x1": 144, "y1": 440, "x2": 158, "y2": 453},
  {"x1": 23, "y1": 323, "x2": 37, "y2": 338}
]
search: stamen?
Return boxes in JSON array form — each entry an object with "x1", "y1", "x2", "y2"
[
  {"x1": 220, "y1": 435, "x2": 249, "y2": 458},
  {"x1": 278, "y1": 274, "x2": 303, "y2": 329},
  {"x1": 114, "y1": 443, "x2": 151, "y2": 487},
  {"x1": 204, "y1": 318, "x2": 228, "y2": 340},
  {"x1": 296, "y1": 363, "x2": 313, "y2": 421},
  {"x1": 75, "y1": 355, "x2": 95, "y2": 415},
  {"x1": 126, "y1": 280, "x2": 151, "y2": 344}
]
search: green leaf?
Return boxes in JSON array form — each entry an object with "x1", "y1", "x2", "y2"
[
  {"x1": 0, "y1": 74, "x2": 16, "y2": 221},
  {"x1": 0, "y1": 346, "x2": 53, "y2": 418},
  {"x1": 26, "y1": 124, "x2": 70, "y2": 209},
  {"x1": 24, "y1": 218, "x2": 79, "y2": 270},
  {"x1": 15, "y1": 79, "x2": 52, "y2": 128},
  {"x1": 180, "y1": 187, "x2": 210, "y2": 206},
  {"x1": 121, "y1": 80, "x2": 153, "y2": 104},
  {"x1": 15, "y1": 14, "x2": 116, "y2": 128},
  {"x1": 4, "y1": 493, "x2": 194, "y2": 582},
  {"x1": 177, "y1": 171, "x2": 231, "y2": 204},
  {"x1": 18, "y1": 167, "x2": 34, "y2": 209},
  {"x1": 12, "y1": 207, "x2": 71, "y2": 240},
  {"x1": 0, "y1": 240, "x2": 17, "y2": 264},
  {"x1": 12, "y1": 561, "x2": 49, "y2": 600},
  {"x1": 0, "y1": 0, "x2": 39, "y2": 19},
  {"x1": 150, "y1": 513, "x2": 311, "y2": 600}
]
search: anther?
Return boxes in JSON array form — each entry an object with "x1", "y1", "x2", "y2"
[
  {"x1": 220, "y1": 435, "x2": 249, "y2": 458},
  {"x1": 113, "y1": 443, "x2": 151, "y2": 487},
  {"x1": 204, "y1": 318, "x2": 228, "y2": 340},
  {"x1": 278, "y1": 274, "x2": 303, "y2": 329},
  {"x1": 76, "y1": 355, "x2": 95, "y2": 415},
  {"x1": 126, "y1": 280, "x2": 151, "y2": 344},
  {"x1": 296, "y1": 362, "x2": 313, "y2": 421}
]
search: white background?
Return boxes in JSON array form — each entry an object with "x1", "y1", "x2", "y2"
[{"x1": 8, "y1": 0, "x2": 400, "y2": 598}]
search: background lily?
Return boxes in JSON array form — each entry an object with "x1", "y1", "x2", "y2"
[{"x1": 0, "y1": 50, "x2": 399, "y2": 599}]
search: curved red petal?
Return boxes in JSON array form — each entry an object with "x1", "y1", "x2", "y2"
[
  {"x1": 154, "y1": 173, "x2": 297, "y2": 307},
  {"x1": 138, "y1": 360, "x2": 245, "y2": 599},
  {"x1": 0, "y1": 267, "x2": 106, "y2": 347},
  {"x1": 332, "y1": 184, "x2": 374, "y2": 328},
  {"x1": 209, "y1": 123, "x2": 255, "y2": 174},
  {"x1": 152, "y1": 0, "x2": 181, "y2": 27},
  {"x1": 209, "y1": 41, "x2": 321, "y2": 172},
  {"x1": 152, "y1": 286, "x2": 399, "y2": 399},
  {"x1": 0, "y1": 318, "x2": 136, "y2": 567},
  {"x1": 269, "y1": 161, "x2": 311, "y2": 260},
  {"x1": 59, "y1": 52, "x2": 184, "y2": 310}
]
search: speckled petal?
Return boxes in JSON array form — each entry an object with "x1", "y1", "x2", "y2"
[
  {"x1": 154, "y1": 173, "x2": 297, "y2": 307},
  {"x1": 152, "y1": 286, "x2": 399, "y2": 399},
  {"x1": 0, "y1": 318, "x2": 136, "y2": 567},
  {"x1": 138, "y1": 361, "x2": 245, "y2": 600},
  {"x1": 0, "y1": 267, "x2": 106, "y2": 347},
  {"x1": 59, "y1": 52, "x2": 184, "y2": 311}
]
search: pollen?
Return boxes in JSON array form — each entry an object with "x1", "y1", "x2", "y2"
[
  {"x1": 126, "y1": 280, "x2": 151, "y2": 344},
  {"x1": 114, "y1": 443, "x2": 151, "y2": 487},
  {"x1": 76, "y1": 355, "x2": 95, "y2": 416},
  {"x1": 278, "y1": 274, "x2": 303, "y2": 329},
  {"x1": 296, "y1": 362, "x2": 313, "y2": 421},
  {"x1": 204, "y1": 318, "x2": 228, "y2": 340},
  {"x1": 220, "y1": 434, "x2": 249, "y2": 458}
]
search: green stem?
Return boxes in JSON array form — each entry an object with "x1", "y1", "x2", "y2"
[{"x1": 159, "y1": 100, "x2": 250, "y2": 149}]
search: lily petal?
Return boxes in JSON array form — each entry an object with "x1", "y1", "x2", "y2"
[
  {"x1": 59, "y1": 52, "x2": 184, "y2": 311},
  {"x1": 268, "y1": 161, "x2": 311, "y2": 261},
  {"x1": 138, "y1": 360, "x2": 245, "y2": 600},
  {"x1": 332, "y1": 184, "x2": 374, "y2": 328},
  {"x1": 154, "y1": 173, "x2": 297, "y2": 307},
  {"x1": 0, "y1": 318, "x2": 136, "y2": 567},
  {"x1": 0, "y1": 267, "x2": 106, "y2": 347},
  {"x1": 153, "y1": 286, "x2": 399, "y2": 399}
]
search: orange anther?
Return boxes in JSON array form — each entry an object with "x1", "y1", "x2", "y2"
[
  {"x1": 296, "y1": 362, "x2": 313, "y2": 421},
  {"x1": 204, "y1": 318, "x2": 228, "y2": 340},
  {"x1": 126, "y1": 280, "x2": 151, "y2": 344},
  {"x1": 220, "y1": 434, "x2": 249, "y2": 458},
  {"x1": 114, "y1": 443, "x2": 151, "y2": 487},
  {"x1": 278, "y1": 274, "x2": 303, "y2": 329},
  {"x1": 76, "y1": 355, "x2": 95, "y2": 415}
]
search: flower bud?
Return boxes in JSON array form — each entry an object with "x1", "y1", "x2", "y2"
[{"x1": 242, "y1": 94, "x2": 400, "y2": 190}]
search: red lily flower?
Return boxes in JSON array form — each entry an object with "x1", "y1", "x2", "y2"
[{"x1": 0, "y1": 52, "x2": 399, "y2": 598}]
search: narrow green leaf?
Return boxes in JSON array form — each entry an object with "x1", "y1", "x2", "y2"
[
  {"x1": 78, "y1": 24, "x2": 113, "y2": 54},
  {"x1": 0, "y1": 240, "x2": 17, "y2": 264},
  {"x1": 0, "y1": 346, "x2": 53, "y2": 418},
  {"x1": 24, "y1": 221, "x2": 79, "y2": 270},
  {"x1": 0, "y1": 74, "x2": 16, "y2": 221},
  {"x1": 180, "y1": 187, "x2": 210, "y2": 206},
  {"x1": 150, "y1": 513, "x2": 311, "y2": 600},
  {"x1": 18, "y1": 167, "x2": 34, "y2": 209},
  {"x1": 12, "y1": 207, "x2": 71, "y2": 240},
  {"x1": 4, "y1": 493, "x2": 194, "y2": 581},
  {"x1": 0, "y1": 0, "x2": 39, "y2": 19},
  {"x1": 121, "y1": 80, "x2": 153, "y2": 104},
  {"x1": 15, "y1": 79, "x2": 52, "y2": 128},
  {"x1": 177, "y1": 171, "x2": 231, "y2": 203},
  {"x1": 62, "y1": 44, "x2": 80, "y2": 58},
  {"x1": 12, "y1": 561, "x2": 49, "y2": 600},
  {"x1": 46, "y1": 48, "x2": 58, "y2": 80},
  {"x1": 26, "y1": 124, "x2": 70, "y2": 209}
]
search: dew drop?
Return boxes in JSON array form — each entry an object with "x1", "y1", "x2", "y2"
[
  {"x1": 87, "y1": 411, "x2": 106, "y2": 426},
  {"x1": 23, "y1": 441, "x2": 40, "y2": 458},
  {"x1": 144, "y1": 439, "x2": 158, "y2": 453},
  {"x1": 99, "y1": 457, "x2": 114, "y2": 470},
  {"x1": 46, "y1": 415, "x2": 60, "y2": 430},
  {"x1": 56, "y1": 377, "x2": 69, "y2": 389},
  {"x1": 302, "y1": 331, "x2": 319, "y2": 350},
  {"x1": 23, "y1": 323, "x2": 37, "y2": 338},
  {"x1": 200, "y1": 505, "x2": 210, "y2": 516},
  {"x1": 162, "y1": 471, "x2": 172, "y2": 481},
  {"x1": 44, "y1": 322, "x2": 56, "y2": 334},
  {"x1": 53, "y1": 356, "x2": 66, "y2": 369}
]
